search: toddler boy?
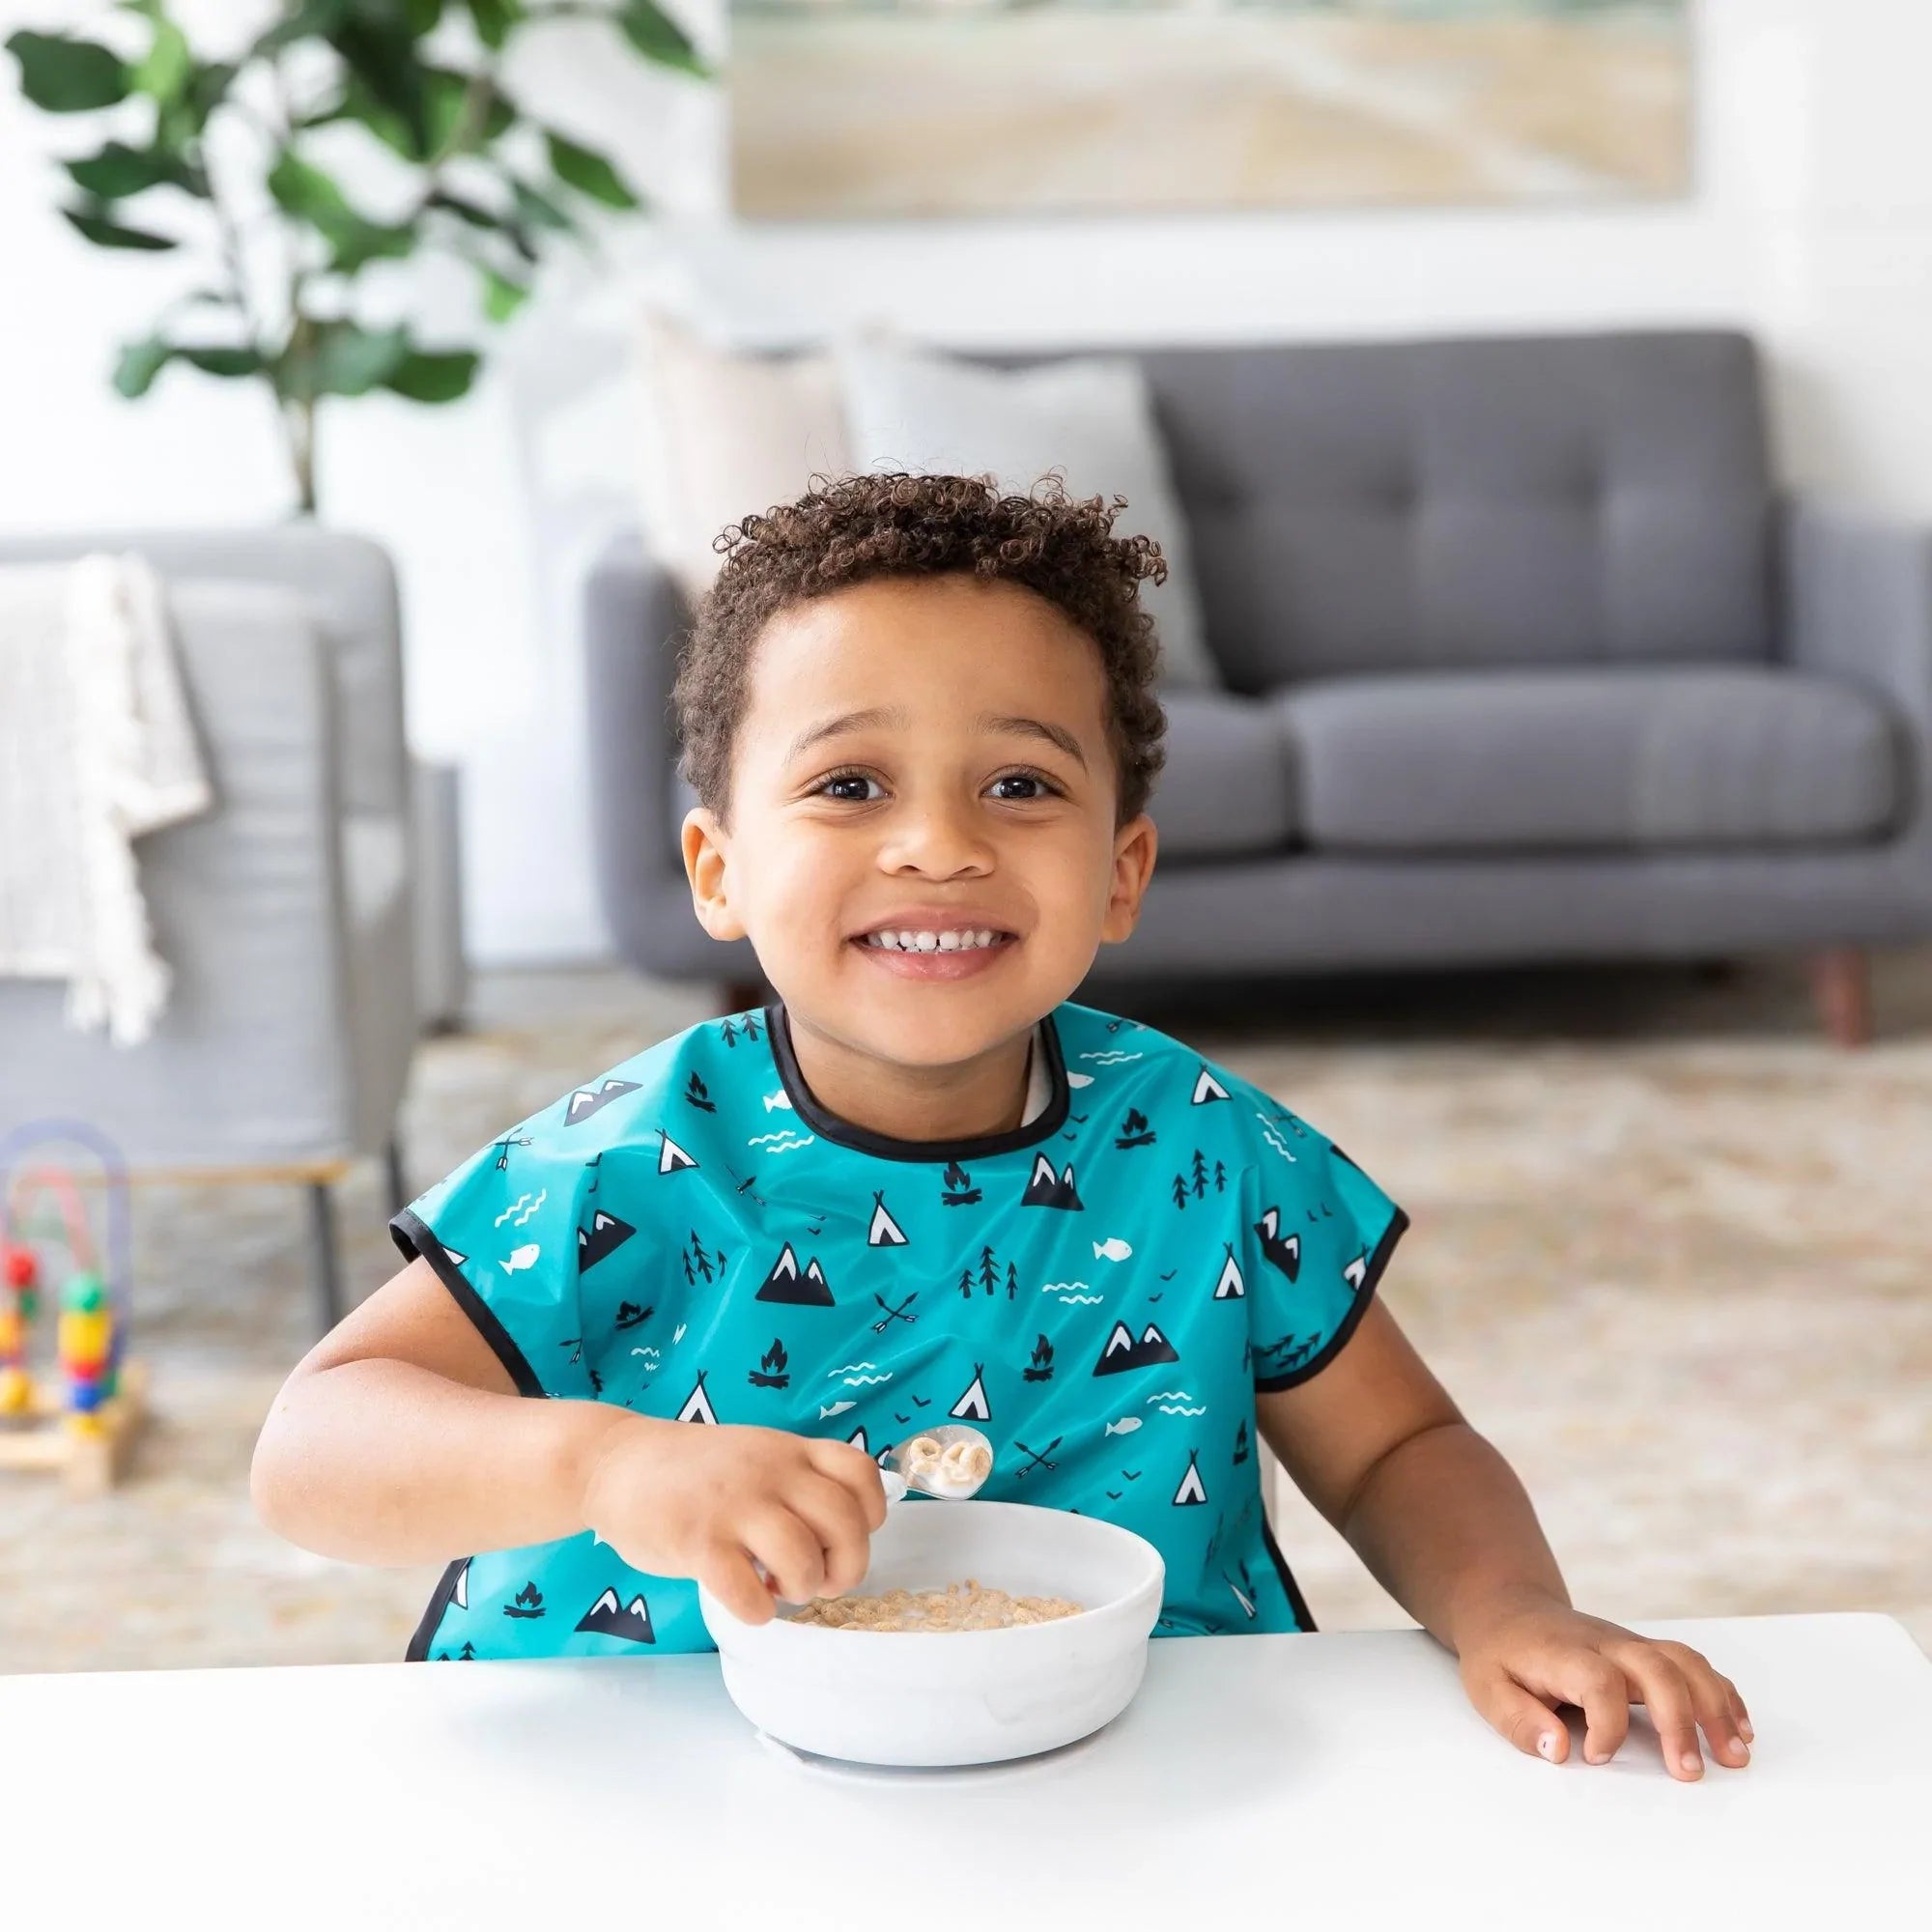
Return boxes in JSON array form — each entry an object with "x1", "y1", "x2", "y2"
[{"x1": 255, "y1": 471, "x2": 1750, "y2": 1780}]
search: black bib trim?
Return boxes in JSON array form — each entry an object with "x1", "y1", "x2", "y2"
[{"x1": 765, "y1": 1002, "x2": 1070, "y2": 1164}]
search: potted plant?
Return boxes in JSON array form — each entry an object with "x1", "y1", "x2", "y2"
[{"x1": 6, "y1": 0, "x2": 708, "y2": 513}]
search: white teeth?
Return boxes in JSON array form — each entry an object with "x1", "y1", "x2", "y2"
[{"x1": 864, "y1": 927, "x2": 1005, "y2": 952}]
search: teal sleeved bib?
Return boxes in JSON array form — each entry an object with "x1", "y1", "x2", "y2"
[{"x1": 391, "y1": 1000, "x2": 1406, "y2": 1661}]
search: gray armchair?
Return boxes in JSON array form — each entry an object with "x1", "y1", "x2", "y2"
[
  {"x1": 0, "y1": 526, "x2": 419, "y2": 1327},
  {"x1": 582, "y1": 329, "x2": 1932, "y2": 1043}
]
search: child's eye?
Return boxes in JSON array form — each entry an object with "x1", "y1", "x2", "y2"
[
  {"x1": 815, "y1": 769, "x2": 882, "y2": 803},
  {"x1": 989, "y1": 771, "x2": 1061, "y2": 802}
]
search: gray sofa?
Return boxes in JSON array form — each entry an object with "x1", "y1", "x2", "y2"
[{"x1": 584, "y1": 329, "x2": 1932, "y2": 1041}]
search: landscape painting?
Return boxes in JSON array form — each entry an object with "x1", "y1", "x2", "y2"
[{"x1": 728, "y1": 1, "x2": 1691, "y2": 219}]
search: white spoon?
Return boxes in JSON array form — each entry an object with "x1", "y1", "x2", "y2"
[{"x1": 878, "y1": 1423, "x2": 996, "y2": 1505}]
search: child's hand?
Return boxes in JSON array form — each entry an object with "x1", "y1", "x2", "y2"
[
  {"x1": 578, "y1": 1415, "x2": 887, "y2": 1624},
  {"x1": 1456, "y1": 1595, "x2": 1754, "y2": 1780}
]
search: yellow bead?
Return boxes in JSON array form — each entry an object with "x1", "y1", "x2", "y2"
[{"x1": 59, "y1": 1310, "x2": 110, "y2": 1362}]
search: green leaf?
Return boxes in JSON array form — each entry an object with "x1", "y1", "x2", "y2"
[
  {"x1": 153, "y1": 59, "x2": 236, "y2": 147},
  {"x1": 269, "y1": 152, "x2": 412, "y2": 272},
  {"x1": 188, "y1": 61, "x2": 237, "y2": 123},
  {"x1": 335, "y1": 22, "x2": 432, "y2": 156},
  {"x1": 269, "y1": 151, "x2": 355, "y2": 223},
  {"x1": 315, "y1": 74, "x2": 416, "y2": 159},
  {"x1": 429, "y1": 188, "x2": 500, "y2": 231},
  {"x1": 328, "y1": 218, "x2": 417, "y2": 275},
  {"x1": 466, "y1": 0, "x2": 521, "y2": 51},
  {"x1": 615, "y1": 2, "x2": 706, "y2": 79},
  {"x1": 384, "y1": 349, "x2": 479, "y2": 403},
  {"x1": 63, "y1": 206, "x2": 178, "y2": 250},
  {"x1": 179, "y1": 347, "x2": 266, "y2": 378},
  {"x1": 130, "y1": 18, "x2": 191, "y2": 101},
  {"x1": 251, "y1": 0, "x2": 354, "y2": 60},
  {"x1": 7, "y1": 32, "x2": 130, "y2": 112},
  {"x1": 113, "y1": 336, "x2": 173, "y2": 399},
  {"x1": 431, "y1": 190, "x2": 535, "y2": 264},
  {"x1": 65, "y1": 142, "x2": 195, "y2": 200},
  {"x1": 478, "y1": 264, "x2": 528, "y2": 324},
  {"x1": 289, "y1": 321, "x2": 412, "y2": 400},
  {"x1": 508, "y1": 176, "x2": 576, "y2": 235},
  {"x1": 544, "y1": 131, "x2": 639, "y2": 211},
  {"x1": 423, "y1": 70, "x2": 515, "y2": 156}
]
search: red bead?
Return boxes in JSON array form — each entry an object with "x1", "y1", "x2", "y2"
[{"x1": 1, "y1": 1244, "x2": 37, "y2": 1291}]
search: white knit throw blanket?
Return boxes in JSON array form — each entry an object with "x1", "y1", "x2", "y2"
[{"x1": 0, "y1": 554, "x2": 213, "y2": 1046}]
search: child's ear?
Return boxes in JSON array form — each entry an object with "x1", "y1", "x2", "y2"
[
  {"x1": 1099, "y1": 812, "x2": 1158, "y2": 945},
  {"x1": 682, "y1": 808, "x2": 748, "y2": 942}
]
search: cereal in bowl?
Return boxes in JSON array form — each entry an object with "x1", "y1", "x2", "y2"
[{"x1": 789, "y1": 1578, "x2": 1082, "y2": 1632}]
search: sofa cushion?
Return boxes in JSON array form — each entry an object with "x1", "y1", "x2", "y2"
[
  {"x1": 1119, "y1": 331, "x2": 1774, "y2": 685},
  {"x1": 636, "y1": 310, "x2": 851, "y2": 608},
  {"x1": 836, "y1": 332, "x2": 1221, "y2": 690},
  {"x1": 1274, "y1": 667, "x2": 1900, "y2": 854},
  {"x1": 1149, "y1": 689, "x2": 1296, "y2": 861}
]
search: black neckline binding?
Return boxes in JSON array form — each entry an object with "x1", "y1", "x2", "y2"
[{"x1": 765, "y1": 1001, "x2": 1070, "y2": 1163}]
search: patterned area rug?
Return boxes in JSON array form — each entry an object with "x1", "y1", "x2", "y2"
[{"x1": 4, "y1": 954, "x2": 1927, "y2": 1674}]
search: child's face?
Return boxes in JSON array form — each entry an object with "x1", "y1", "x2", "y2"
[{"x1": 681, "y1": 573, "x2": 1157, "y2": 1069}]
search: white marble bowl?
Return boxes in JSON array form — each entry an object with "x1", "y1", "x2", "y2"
[{"x1": 697, "y1": 1499, "x2": 1165, "y2": 1767}]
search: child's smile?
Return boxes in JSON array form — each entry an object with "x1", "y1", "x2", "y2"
[{"x1": 849, "y1": 917, "x2": 1018, "y2": 980}]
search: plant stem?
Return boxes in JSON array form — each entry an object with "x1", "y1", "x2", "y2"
[
  {"x1": 285, "y1": 396, "x2": 317, "y2": 516},
  {"x1": 204, "y1": 79, "x2": 308, "y2": 516},
  {"x1": 269, "y1": 55, "x2": 317, "y2": 516},
  {"x1": 282, "y1": 311, "x2": 318, "y2": 516}
]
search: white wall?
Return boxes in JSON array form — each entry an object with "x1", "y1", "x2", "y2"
[{"x1": 4, "y1": 1, "x2": 1930, "y2": 965}]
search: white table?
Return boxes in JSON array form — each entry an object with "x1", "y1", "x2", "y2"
[{"x1": 1, "y1": 1613, "x2": 1922, "y2": 1928}]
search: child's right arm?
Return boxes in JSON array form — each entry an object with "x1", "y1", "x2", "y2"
[{"x1": 249, "y1": 1256, "x2": 886, "y2": 1623}]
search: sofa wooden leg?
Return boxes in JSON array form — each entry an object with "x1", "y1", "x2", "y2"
[
  {"x1": 1808, "y1": 948, "x2": 1873, "y2": 1048},
  {"x1": 722, "y1": 977, "x2": 767, "y2": 1015}
]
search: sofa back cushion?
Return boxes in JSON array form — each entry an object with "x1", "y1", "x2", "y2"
[{"x1": 986, "y1": 330, "x2": 1775, "y2": 689}]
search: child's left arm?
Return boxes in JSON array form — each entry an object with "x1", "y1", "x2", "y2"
[{"x1": 1257, "y1": 1299, "x2": 1754, "y2": 1782}]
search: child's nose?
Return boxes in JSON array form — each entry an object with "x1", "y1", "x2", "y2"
[{"x1": 878, "y1": 801, "x2": 997, "y2": 874}]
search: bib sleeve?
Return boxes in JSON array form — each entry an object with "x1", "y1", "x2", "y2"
[
  {"x1": 1245, "y1": 1117, "x2": 1408, "y2": 1393},
  {"x1": 389, "y1": 1122, "x2": 594, "y2": 1402}
]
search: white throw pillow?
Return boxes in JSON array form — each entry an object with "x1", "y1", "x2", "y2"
[
  {"x1": 831, "y1": 333, "x2": 1220, "y2": 690},
  {"x1": 636, "y1": 311, "x2": 852, "y2": 608}
]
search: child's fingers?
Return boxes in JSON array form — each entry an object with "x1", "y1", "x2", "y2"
[
  {"x1": 787, "y1": 1471, "x2": 875, "y2": 1597},
  {"x1": 1531, "y1": 1651, "x2": 1634, "y2": 1766},
  {"x1": 1467, "y1": 1663, "x2": 1570, "y2": 1763},
  {"x1": 806, "y1": 1436, "x2": 890, "y2": 1528},
  {"x1": 744, "y1": 1505, "x2": 828, "y2": 1605},
  {"x1": 1725, "y1": 1675, "x2": 1754, "y2": 1744},
  {"x1": 1605, "y1": 1641, "x2": 1705, "y2": 1779},
  {"x1": 1642, "y1": 1640, "x2": 1752, "y2": 1771},
  {"x1": 699, "y1": 1543, "x2": 776, "y2": 1626}
]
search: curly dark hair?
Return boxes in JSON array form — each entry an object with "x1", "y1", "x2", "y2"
[{"x1": 672, "y1": 469, "x2": 1169, "y2": 829}]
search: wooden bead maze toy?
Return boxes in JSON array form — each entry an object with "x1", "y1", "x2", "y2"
[{"x1": 0, "y1": 1122, "x2": 147, "y2": 1496}]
